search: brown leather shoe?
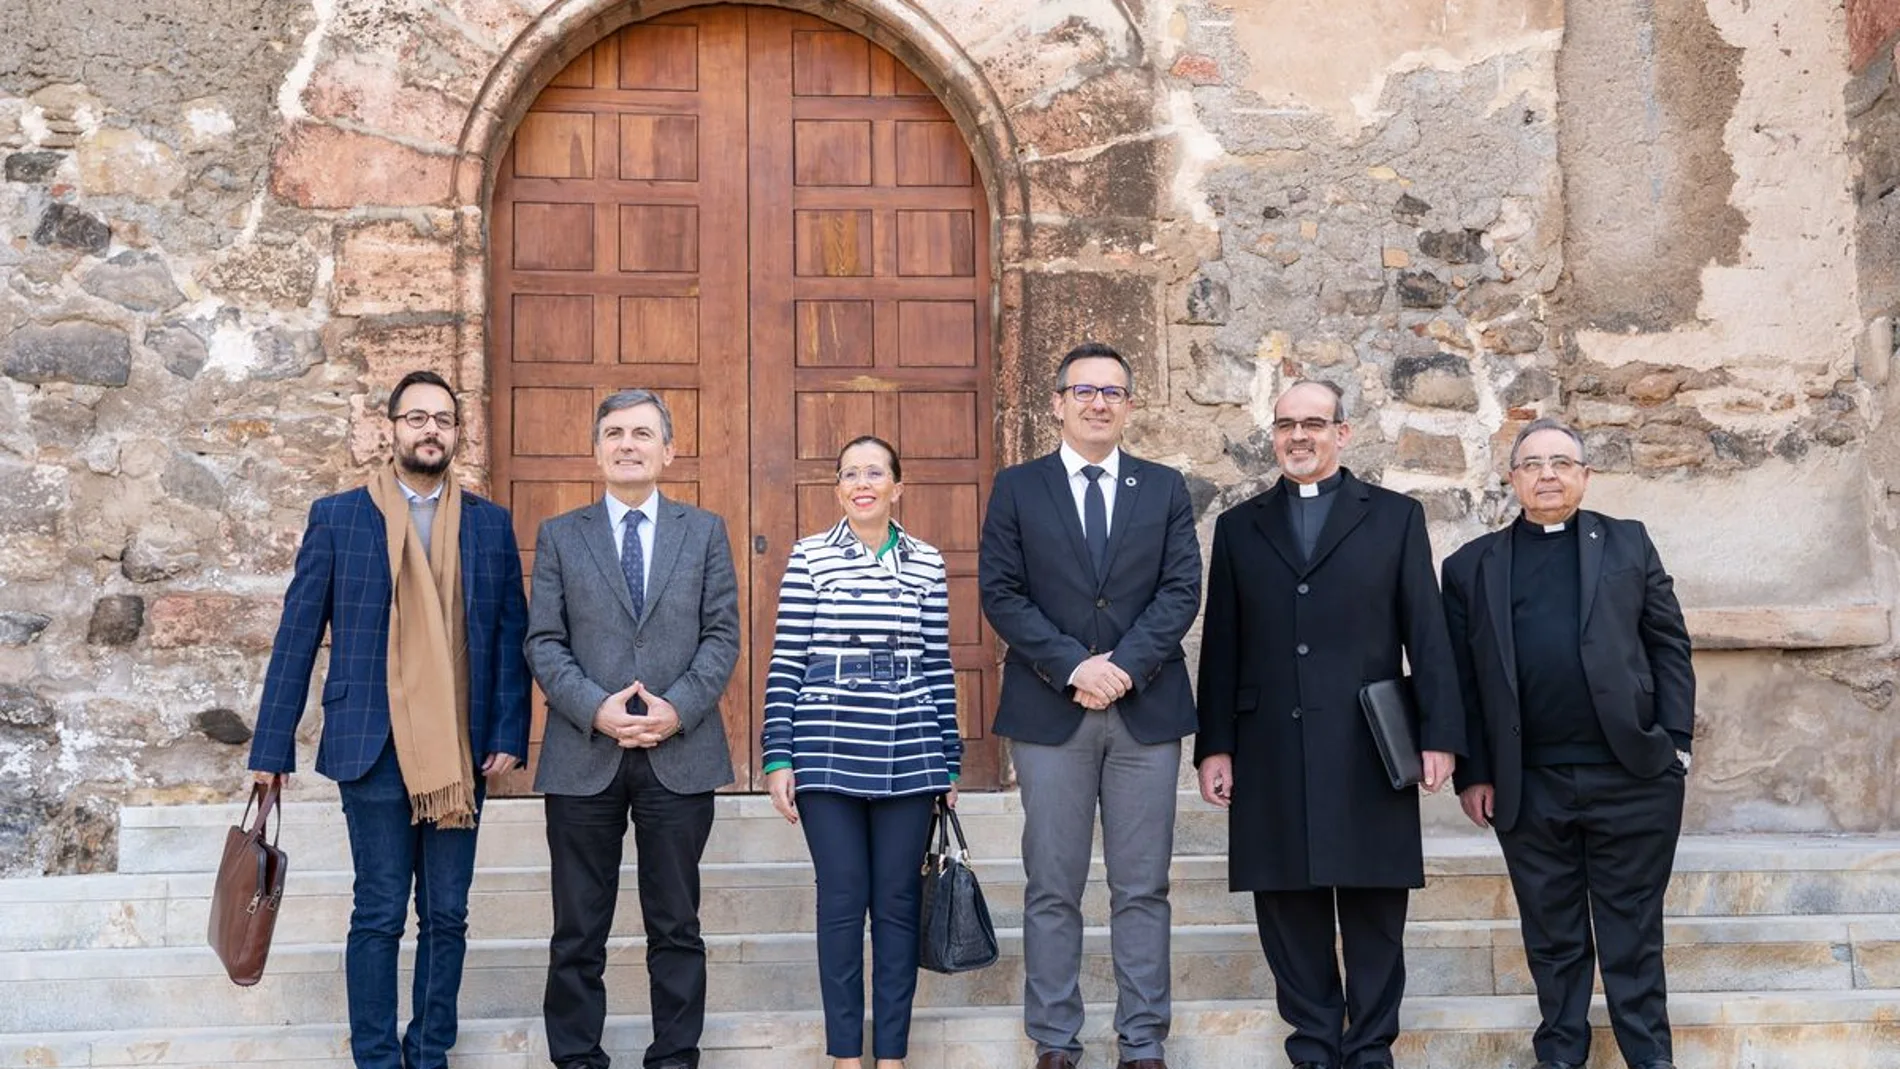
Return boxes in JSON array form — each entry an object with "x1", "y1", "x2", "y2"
[
  {"x1": 1034, "y1": 1055, "x2": 1075, "y2": 1069},
  {"x1": 1118, "y1": 1061, "x2": 1168, "y2": 1069}
]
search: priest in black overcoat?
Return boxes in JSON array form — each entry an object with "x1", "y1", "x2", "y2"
[{"x1": 1195, "y1": 379, "x2": 1465, "y2": 1069}]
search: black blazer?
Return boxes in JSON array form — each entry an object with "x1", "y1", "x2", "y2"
[
  {"x1": 978, "y1": 450, "x2": 1202, "y2": 746},
  {"x1": 1195, "y1": 471, "x2": 1464, "y2": 890},
  {"x1": 1441, "y1": 509, "x2": 1696, "y2": 831}
]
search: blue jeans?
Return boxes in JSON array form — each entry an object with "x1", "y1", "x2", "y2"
[{"x1": 337, "y1": 740, "x2": 483, "y2": 1069}]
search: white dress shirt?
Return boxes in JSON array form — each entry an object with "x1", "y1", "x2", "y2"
[
  {"x1": 1059, "y1": 442, "x2": 1122, "y2": 690},
  {"x1": 604, "y1": 489, "x2": 659, "y2": 593},
  {"x1": 1058, "y1": 441, "x2": 1121, "y2": 539}
]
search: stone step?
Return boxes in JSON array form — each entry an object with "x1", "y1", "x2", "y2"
[
  {"x1": 117, "y1": 792, "x2": 1505, "y2": 875},
  {"x1": 19, "y1": 834, "x2": 1900, "y2": 952},
  {"x1": 4, "y1": 993, "x2": 1897, "y2": 1068},
  {"x1": 115, "y1": 794, "x2": 1175, "y2": 874},
  {"x1": 6, "y1": 915, "x2": 1897, "y2": 1032}
]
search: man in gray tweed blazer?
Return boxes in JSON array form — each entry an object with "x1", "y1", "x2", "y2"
[{"x1": 526, "y1": 389, "x2": 741, "y2": 1069}]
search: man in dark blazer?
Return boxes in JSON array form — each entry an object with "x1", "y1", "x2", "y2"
[
  {"x1": 1441, "y1": 417, "x2": 1694, "y2": 1069},
  {"x1": 526, "y1": 389, "x2": 741, "y2": 1069},
  {"x1": 250, "y1": 370, "x2": 531, "y2": 1069},
  {"x1": 979, "y1": 342, "x2": 1202, "y2": 1069},
  {"x1": 1195, "y1": 379, "x2": 1463, "y2": 1069}
]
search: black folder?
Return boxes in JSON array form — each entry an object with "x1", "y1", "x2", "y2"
[{"x1": 1358, "y1": 677, "x2": 1422, "y2": 790}]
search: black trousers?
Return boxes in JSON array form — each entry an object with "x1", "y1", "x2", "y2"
[
  {"x1": 796, "y1": 790, "x2": 937, "y2": 1059},
  {"x1": 1496, "y1": 761, "x2": 1685, "y2": 1067},
  {"x1": 544, "y1": 748, "x2": 716, "y2": 1069},
  {"x1": 1253, "y1": 886, "x2": 1409, "y2": 1068}
]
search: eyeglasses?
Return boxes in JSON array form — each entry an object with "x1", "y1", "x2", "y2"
[
  {"x1": 837, "y1": 467, "x2": 892, "y2": 485},
  {"x1": 1514, "y1": 455, "x2": 1583, "y2": 474},
  {"x1": 1060, "y1": 384, "x2": 1131, "y2": 405},
  {"x1": 396, "y1": 410, "x2": 458, "y2": 430},
  {"x1": 1271, "y1": 417, "x2": 1337, "y2": 435}
]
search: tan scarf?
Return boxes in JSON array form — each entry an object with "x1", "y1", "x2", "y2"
[{"x1": 367, "y1": 464, "x2": 476, "y2": 829}]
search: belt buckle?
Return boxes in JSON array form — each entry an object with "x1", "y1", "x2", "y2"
[{"x1": 870, "y1": 647, "x2": 896, "y2": 682}]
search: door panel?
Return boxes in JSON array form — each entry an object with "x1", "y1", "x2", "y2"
[
  {"x1": 746, "y1": 7, "x2": 998, "y2": 789},
  {"x1": 490, "y1": 5, "x2": 999, "y2": 792}
]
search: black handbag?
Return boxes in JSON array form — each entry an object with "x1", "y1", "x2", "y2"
[{"x1": 917, "y1": 797, "x2": 999, "y2": 973}]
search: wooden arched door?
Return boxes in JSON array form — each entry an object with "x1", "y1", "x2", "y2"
[{"x1": 489, "y1": 5, "x2": 1000, "y2": 791}]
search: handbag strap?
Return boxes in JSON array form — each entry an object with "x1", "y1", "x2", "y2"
[
  {"x1": 932, "y1": 796, "x2": 951, "y2": 856},
  {"x1": 937, "y1": 797, "x2": 971, "y2": 857},
  {"x1": 248, "y1": 779, "x2": 283, "y2": 848},
  {"x1": 942, "y1": 805, "x2": 972, "y2": 854}
]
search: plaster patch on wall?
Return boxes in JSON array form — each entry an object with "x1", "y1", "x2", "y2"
[
  {"x1": 1587, "y1": 452, "x2": 1875, "y2": 607},
  {"x1": 1689, "y1": 651, "x2": 1896, "y2": 833},
  {"x1": 17, "y1": 100, "x2": 49, "y2": 144},
  {"x1": 278, "y1": 0, "x2": 338, "y2": 123},
  {"x1": 0, "y1": 742, "x2": 37, "y2": 780},
  {"x1": 1218, "y1": 0, "x2": 1563, "y2": 134},
  {"x1": 1164, "y1": 88, "x2": 1224, "y2": 226},
  {"x1": 201, "y1": 321, "x2": 262, "y2": 380},
  {"x1": 1574, "y1": 0, "x2": 1860, "y2": 375},
  {"x1": 946, "y1": 0, "x2": 1142, "y2": 64},
  {"x1": 183, "y1": 104, "x2": 237, "y2": 145}
]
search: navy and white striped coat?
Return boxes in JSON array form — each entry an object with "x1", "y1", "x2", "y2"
[{"x1": 760, "y1": 519, "x2": 962, "y2": 797}]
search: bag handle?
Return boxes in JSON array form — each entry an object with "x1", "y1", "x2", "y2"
[
  {"x1": 923, "y1": 796, "x2": 972, "y2": 873},
  {"x1": 237, "y1": 779, "x2": 285, "y2": 915},
  {"x1": 936, "y1": 796, "x2": 970, "y2": 856},
  {"x1": 243, "y1": 778, "x2": 284, "y2": 848}
]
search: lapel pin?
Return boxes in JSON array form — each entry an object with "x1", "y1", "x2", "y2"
[
  {"x1": 1589, "y1": 531, "x2": 1599, "y2": 539},
  {"x1": 1124, "y1": 476, "x2": 1137, "y2": 487}
]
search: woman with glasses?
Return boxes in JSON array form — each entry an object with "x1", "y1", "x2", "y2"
[{"x1": 761, "y1": 434, "x2": 962, "y2": 1069}]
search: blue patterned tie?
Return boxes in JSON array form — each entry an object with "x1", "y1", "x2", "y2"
[
  {"x1": 621, "y1": 510, "x2": 646, "y2": 620},
  {"x1": 1082, "y1": 465, "x2": 1108, "y2": 575}
]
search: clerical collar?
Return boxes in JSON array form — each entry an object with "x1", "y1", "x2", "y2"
[
  {"x1": 1514, "y1": 512, "x2": 1576, "y2": 538},
  {"x1": 1288, "y1": 470, "x2": 1344, "y2": 499}
]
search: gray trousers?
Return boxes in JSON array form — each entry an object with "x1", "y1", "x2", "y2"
[{"x1": 1013, "y1": 707, "x2": 1180, "y2": 1062}]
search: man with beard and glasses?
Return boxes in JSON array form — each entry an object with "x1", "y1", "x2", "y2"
[
  {"x1": 249, "y1": 369, "x2": 532, "y2": 1069},
  {"x1": 1195, "y1": 379, "x2": 1463, "y2": 1069}
]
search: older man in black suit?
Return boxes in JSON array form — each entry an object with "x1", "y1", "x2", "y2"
[
  {"x1": 1441, "y1": 417, "x2": 1694, "y2": 1069},
  {"x1": 1195, "y1": 379, "x2": 1463, "y2": 1069},
  {"x1": 979, "y1": 342, "x2": 1203, "y2": 1069}
]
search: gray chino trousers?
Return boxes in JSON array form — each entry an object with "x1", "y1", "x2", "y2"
[{"x1": 1013, "y1": 706, "x2": 1180, "y2": 1063}]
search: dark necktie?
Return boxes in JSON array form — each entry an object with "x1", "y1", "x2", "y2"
[
  {"x1": 621, "y1": 510, "x2": 646, "y2": 620},
  {"x1": 1082, "y1": 464, "x2": 1108, "y2": 575}
]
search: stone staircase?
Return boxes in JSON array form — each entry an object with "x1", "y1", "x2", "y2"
[{"x1": 2, "y1": 794, "x2": 1898, "y2": 1068}]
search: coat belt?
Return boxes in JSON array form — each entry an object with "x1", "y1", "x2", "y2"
[{"x1": 803, "y1": 651, "x2": 921, "y2": 684}]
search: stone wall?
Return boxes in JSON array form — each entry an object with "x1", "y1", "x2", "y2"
[
  {"x1": 1152, "y1": 0, "x2": 1900, "y2": 836},
  {"x1": 1, "y1": 0, "x2": 1894, "y2": 874}
]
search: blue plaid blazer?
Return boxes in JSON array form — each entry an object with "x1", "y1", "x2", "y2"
[{"x1": 247, "y1": 486, "x2": 532, "y2": 782}]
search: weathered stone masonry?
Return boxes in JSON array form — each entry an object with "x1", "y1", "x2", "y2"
[{"x1": 1, "y1": 0, "x2": 1895, "y2": 873}]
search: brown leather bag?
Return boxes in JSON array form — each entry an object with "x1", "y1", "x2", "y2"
[{"x1": 207, "y1": 779, "x2": 288, "y2": 986}]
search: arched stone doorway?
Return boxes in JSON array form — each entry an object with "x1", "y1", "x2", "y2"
[{"x1": 487, "y1": 4, "x2": 1004, "y2": 790}]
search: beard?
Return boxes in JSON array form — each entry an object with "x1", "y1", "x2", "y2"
[
  {"x1": 398, "y1": 440, "x2": 452, "y2": 477},
  {"x1": 1279, "y1": 452, "x2": 1320, "y2": 477}
]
